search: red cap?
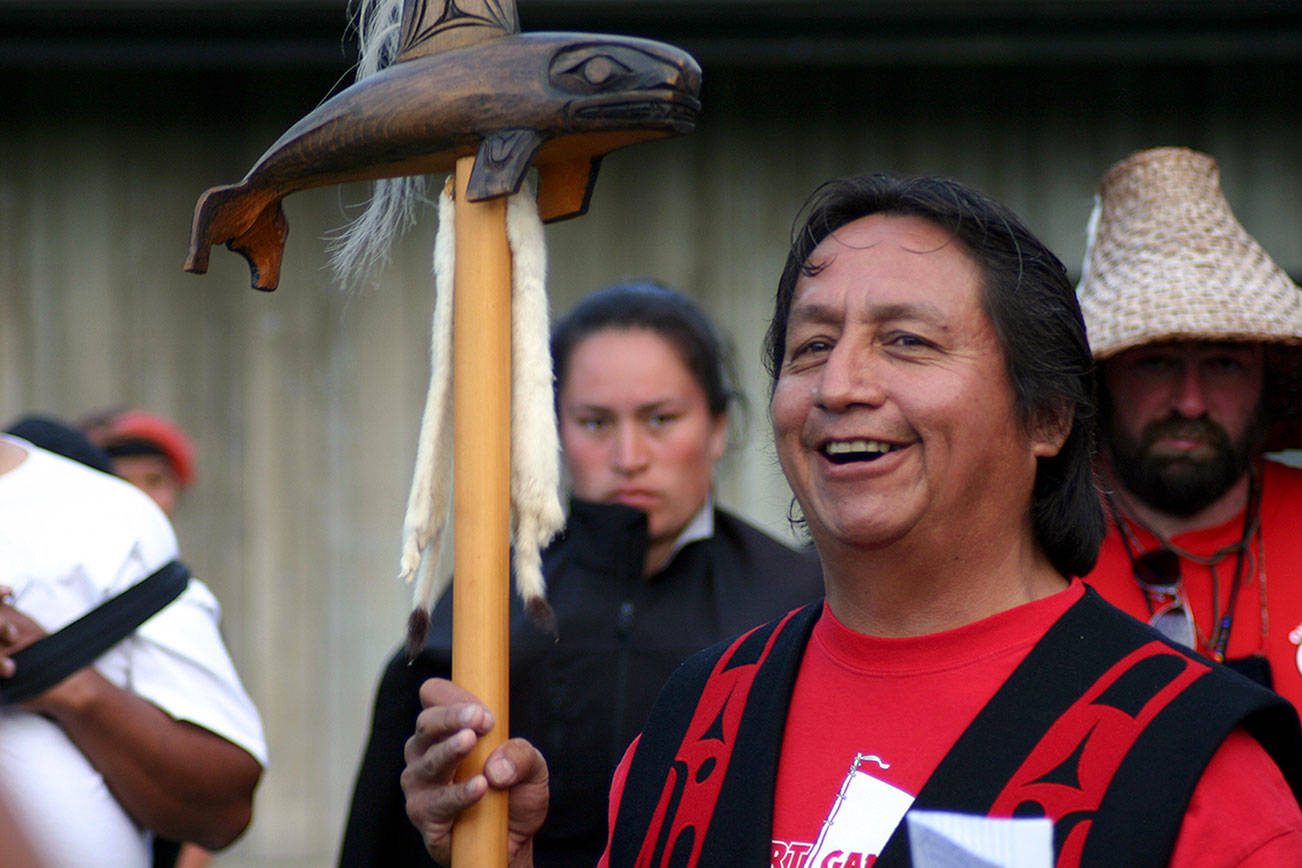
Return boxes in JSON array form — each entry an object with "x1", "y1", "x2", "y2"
[{"x1": 96, "y1": 410, "x2": 196, "y2": 487}]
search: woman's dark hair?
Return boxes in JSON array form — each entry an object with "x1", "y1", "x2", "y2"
[
  {"x1": 763, "y1": 174, "x2": 1104, "y2": 578},
  {"x1": 551, "y1": 281, "x2": 738, "y2": 418}
]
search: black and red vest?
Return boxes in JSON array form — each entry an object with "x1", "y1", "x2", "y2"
[{"x1": 609, "y1": 587, "x2": 1302, "y2": 867}]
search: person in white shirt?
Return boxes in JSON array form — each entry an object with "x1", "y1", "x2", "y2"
[{"x1": 0, "y1": 434, "x2": 266, "y2": 867}]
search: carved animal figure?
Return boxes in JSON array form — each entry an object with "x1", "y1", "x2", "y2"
[{"x1": 185, "y1": 21, "x2": 701, "y2": 290}]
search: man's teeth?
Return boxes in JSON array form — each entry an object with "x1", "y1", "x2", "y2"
[{"x1": 823, "y1": 439, "x2": 897, "y2": 463}]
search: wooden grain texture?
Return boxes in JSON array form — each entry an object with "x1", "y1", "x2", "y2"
[{"x1": 450, "y1": 154, "x2": 513, "y2": 867}]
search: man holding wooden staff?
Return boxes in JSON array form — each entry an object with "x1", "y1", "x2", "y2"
[
  {"x1": 340, "y1": 282, "x2": 822, "y2": 866},
  {"x1": 402, "y1": 174, "x2": 1302, "y2": 867}
]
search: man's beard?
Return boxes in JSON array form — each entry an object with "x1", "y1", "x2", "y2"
[{"x1": 1105, "y1": 413, "x2": 1261, "y2": 517}]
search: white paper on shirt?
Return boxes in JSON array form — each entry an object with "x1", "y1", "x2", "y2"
[
  {"x1": 907, "y1": 810, "x2": 1053, "y2": 868},
  {"x1": 807, "y1": 753, "x2": 916, "y2": 866}
]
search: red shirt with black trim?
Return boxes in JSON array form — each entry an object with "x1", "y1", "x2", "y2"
[{"x1": 601, "y1": 580, "x2": 1302, "y2": 867}]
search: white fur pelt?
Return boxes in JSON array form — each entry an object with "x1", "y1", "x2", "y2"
[
  {"x1": 506, "y1": 181, "x2": 565, "y2": 630},
  {"x1": 332, "y1": 0, "x2": 562, "y2": 648},
  {"x1": 399, "y1": 181, "x2": 564, "y2": 642},
  {"x1": 398, "y1": 184, "x2": 457, "y2": 610}
]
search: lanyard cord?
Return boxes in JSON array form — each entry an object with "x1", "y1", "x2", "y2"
[
  {"x1": 1211, "y1": 466, "x2": 1258, "y2": 659},
  {"x1": 1105, "y1": 463, "x2": 1262, "y2": 660}
]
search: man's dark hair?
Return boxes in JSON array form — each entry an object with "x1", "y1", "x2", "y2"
[
  {"x1": 551, "y1": 281, "x2": 738, "y2": 418},
  {"x1": 763, "y1": 174, "x2": 1104, "y2": 578}
]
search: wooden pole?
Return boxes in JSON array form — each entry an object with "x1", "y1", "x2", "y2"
[{"x1": 450, "y1": 154, "x2": 512, "y2": 866}]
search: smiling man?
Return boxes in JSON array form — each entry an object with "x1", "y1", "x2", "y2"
[
  {"x1": 1077, "y1": 147, "x2": 1302, "y2": 712},
  {"x1": 400, "y1": 175, "x2": 1302, "y2": 867}
]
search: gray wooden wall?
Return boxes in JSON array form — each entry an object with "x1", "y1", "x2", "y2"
[{"x1": 2, "y1": 57, "x2": 1299, "y2": 864}]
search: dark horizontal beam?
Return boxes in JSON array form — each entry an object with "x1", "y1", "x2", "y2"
[{"x1": 0, "y1": 0, "x2": 1298, "y2": 70}]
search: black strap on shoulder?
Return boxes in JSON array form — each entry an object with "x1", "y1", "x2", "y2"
[
  {"x1": 876, "y1": 587, "x2": 1301, "y2": 868},
  {"x1": 700, "y1": 604, "x2": 820, "y2": 866},
  {"x1": 1081, "y1": 659, "x2": 1302, "y2": 865},
  {"x1": 609, "y1": 602, "x2": 820, "y2": 867},
  {"x1": 0, "y1": 559, "x2": 190, "y2": 705}
]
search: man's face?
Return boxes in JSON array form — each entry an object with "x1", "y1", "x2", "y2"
[
  {"x1": 770, "y1": 214, "x2": 1062, "y2": 558},
  {"x1": 112, "y1": 454, "x2": 183, "y2": 518},
  {"x1": 1101, "y1": 341, "x2": 1266, "y2": 516}
]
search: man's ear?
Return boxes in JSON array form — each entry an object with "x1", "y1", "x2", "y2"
[{"x1": 1030, "y1": 404, "x2": 1072, "y2": 459}]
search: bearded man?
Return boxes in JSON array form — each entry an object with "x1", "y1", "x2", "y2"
[{"x1": 1078, "y1": 146, "x2": 1302, "y2": 712}]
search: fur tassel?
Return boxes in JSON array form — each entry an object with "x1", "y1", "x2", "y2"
[
  {"x1": 401, "y1": 183, "x2": 457, "y2": 620},
  {"x1": 328, "y1": 0, "x2": 427, "y2": 289},
  {"x1": 327, "y1": 176, "x2": 428, "y2": 290},
  {"x1": 506, "y1": 184, "x2": 565, "y2": 633},
  {"x1": 405, "y1": 606, "x2": 431, "y2": 661},
  {"x1": 334, "y1": 1, "x2": 562, "y2": 644},
  {"x1": 396, "y1": 178, "x2": 562, "y2": 642},
  {"x1": 349, "y1": 0, "x2": 404, "y2": 77}
]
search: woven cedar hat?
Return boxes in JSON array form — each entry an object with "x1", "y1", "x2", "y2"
[
  {"x1": 1077, "y1": 147, "x2": 1302, "y2": 359},
  {"x1": 1077, "y1": 146, "x2": 1302, "y2": 449}
]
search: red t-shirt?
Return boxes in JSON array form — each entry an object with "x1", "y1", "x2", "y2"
[
  {"x1": 602, "y1": 581, "x2": 1302, "y2": 867},
  {"x1": 1084, "y1": 458, "x2": 1302, "y2": 713}
]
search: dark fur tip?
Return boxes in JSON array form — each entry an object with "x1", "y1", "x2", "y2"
[
  {"x1": 526, "y1": 597, "x2": 559, "y2": 641},
  {"x1": 405, "y1": 607, "x2": 431, "y2": 661}
]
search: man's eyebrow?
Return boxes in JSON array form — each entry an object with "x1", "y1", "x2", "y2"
[
  {"x1": 786, "y1": 300, "x2": 842, "y2": 328},
  {"x1": 788, "y1": 298, "x2": 948, "y2": 328},
  {"x1": 867, "y1": 301, "x2": 947, "y2": 325}
]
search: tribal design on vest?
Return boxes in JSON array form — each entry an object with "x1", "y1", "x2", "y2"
[
  {"x1": 631, "y1": 609, "x2": 803, "y2": 867},
  {"x1": 989, "y1": 642, "x2": 1209, "y2": 864},
  {"x1": 610, "y1": 590, "x2": 1302, "y2": 868}
]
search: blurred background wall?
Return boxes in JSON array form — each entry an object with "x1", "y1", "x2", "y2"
[{"x1": 1, "y1": 1, "x2": 1299, "y2": 864}]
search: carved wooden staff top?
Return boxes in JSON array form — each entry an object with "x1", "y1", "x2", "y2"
[
  {"x1": 184, "y1": 1, "x2": 700, "y2": 863},
  {"x1": 185, "y1": 0, "x2": 701, "y2": 290}
]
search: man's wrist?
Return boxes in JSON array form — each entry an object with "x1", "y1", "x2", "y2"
[{"x1": 28, "y1": 666, "x2": 106, "y2": 720}]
